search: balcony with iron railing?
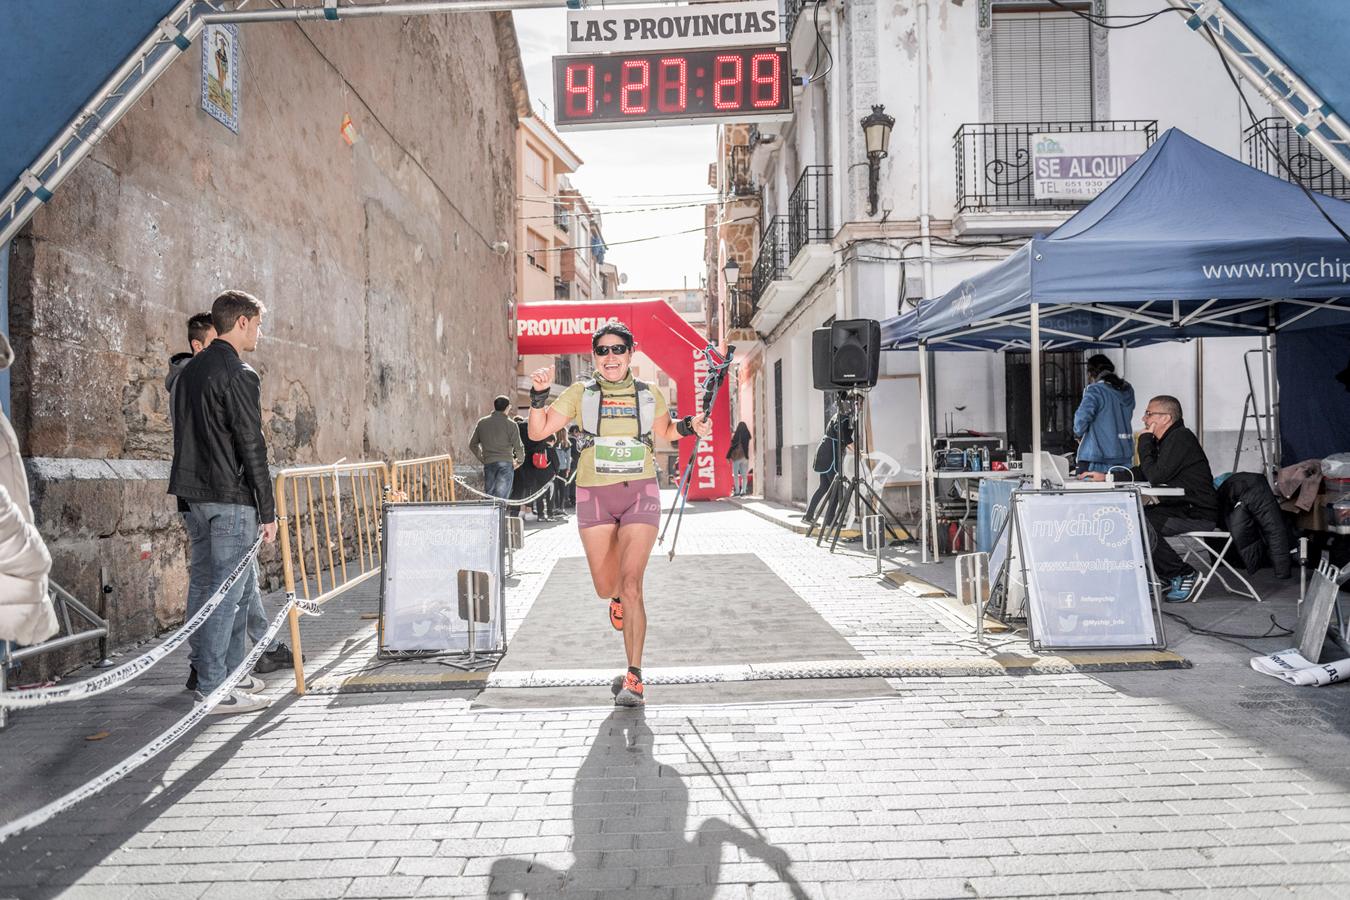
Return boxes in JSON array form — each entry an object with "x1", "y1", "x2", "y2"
[
  {"x1": 728, "y1": 276, "x2": 756, "y2": 331},
  {"x1": 751, "y1": 216, "x2": 789, "y2": 304},
  {"x1": 783, "y1": 0, "x2": 823, "y2": 46},
  {"x1": 788, "y1": 165, "x2": 831, "y2": 261},
  {"x1": 554, "y1": 201, "x2": 571, "y2": 232},
  {"x1": 954, "y1": 120, "x2": 1158, "y2": 214},
  {"x1": 727, "y1": 144, "x2": 757, "y2": 197},
  {"x1": 1245, "y1": 117, "x2": 1350, "y2": 199}
]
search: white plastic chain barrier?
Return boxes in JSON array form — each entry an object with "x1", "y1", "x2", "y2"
[
  {"x1": 452, "y1": 469, "x2": 576, "y2": 506},
  {"x1": 0, "y1": 536, "x2": 264, "y2": 709},
  {"x1": 0, "y1": 595, "x2": 296, "y2": 844}
]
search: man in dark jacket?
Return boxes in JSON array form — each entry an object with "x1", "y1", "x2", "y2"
[
  {"x1": 169, "y1": 290, "x2": 277, "y2": 716},
  {"x1": 169, "y1": 311, "x2": 295, "y2": 689},
  {"x1": 469, "y1": 395, "x2": 525, "y2": 501},
  {"x1": 1085, "y1": 394, "x2": 1216, "y2": 601}
]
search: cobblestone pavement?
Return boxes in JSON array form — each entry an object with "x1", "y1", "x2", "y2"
[{"x1": 2, "y1": 499, "x2": 1349, "y2": 899}]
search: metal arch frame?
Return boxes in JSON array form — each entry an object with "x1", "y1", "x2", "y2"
[
  {"x1": 890, "y1": 295, "x2": 1350, "y2": 354},
  {"x1": 1166, "y1": 0, "x2": 1350, "y2": 183},
  {"x1": 0, "y1": 0, "x2": 690, "y2": 248}
]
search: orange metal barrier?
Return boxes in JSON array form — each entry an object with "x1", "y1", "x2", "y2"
[
  {"x1": 389, "y1": 454, "x2": 456, "y2": 502},
  {"x1": 275, "y1": 460, "x2": 389, "y2": 694}
]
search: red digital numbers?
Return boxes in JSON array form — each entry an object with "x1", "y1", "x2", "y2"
[
  {"x1": 620, "y1": 59, "x2": 651, "y2": 115},
  {"x1": 657, "y1": 57, "x2": 687, "y2": 113},
  {"x1": 750, "y1": 53, "x2": 780, "y2": 108},
  {"x1": 556, "y1": 47, "x2": 787, "y2": 125},
  {"x1": 564, "y1": 63, "x2": 594, "y2": 116},
  {"x1": 713, "y1": 55, "x2": 743, "y2": 111}
]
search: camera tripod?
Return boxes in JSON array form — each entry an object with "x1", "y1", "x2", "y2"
[{"x1": 806, "y1": 390, "x2": 913, "y2": 554}]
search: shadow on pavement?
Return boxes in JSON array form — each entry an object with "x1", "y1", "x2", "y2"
[
  {"x1": 0, "y1": 608, "x2": 379, "y2": 895},
  {"x1": 487, "y1": 708, "x2": 807, "y2": 899}
]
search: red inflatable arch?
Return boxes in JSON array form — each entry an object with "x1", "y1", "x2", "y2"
[{"x1": 516, "y1": 299, "x2": 731, "y2": 501}]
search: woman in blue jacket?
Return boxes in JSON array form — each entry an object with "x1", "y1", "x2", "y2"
[{"x1": 1073, "y1": 354, "x2": 1135, "y2": 474}]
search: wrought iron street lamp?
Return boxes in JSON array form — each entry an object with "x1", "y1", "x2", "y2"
[
  {"x1": 862, "y1": 104, "x2": 895, "y2": 216},
  {"x1": 723, "y1": 257, "x2": 740, "y2": 286}
]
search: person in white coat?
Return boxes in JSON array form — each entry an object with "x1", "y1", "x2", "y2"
[{"x1": 0, "y1": 332, "x2": 55, "y2": 647}]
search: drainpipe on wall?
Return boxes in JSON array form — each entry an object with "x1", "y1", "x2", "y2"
[
  {"x1": 0, "y1": 241, "x2": 9, "y2": 420},
  {"x1": 830, "y1": 0, "x2": 846, "y2": 320},
  {"x1": 916, "y1": 0, "x2": 934, "y2": 302},
  {"x1": 916, "y1": 0, "x2": 938, "y2": 463}
]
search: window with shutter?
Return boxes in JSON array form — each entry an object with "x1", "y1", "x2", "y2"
[{"x1": 991, "y1": 7, "x2": 1093, "y2": 123}]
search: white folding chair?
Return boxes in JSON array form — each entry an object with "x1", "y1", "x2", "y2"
[{"x1": 1176, "y1": 531, "x2": 1262, "y2": 603}]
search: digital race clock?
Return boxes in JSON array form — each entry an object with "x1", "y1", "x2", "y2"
[{"x1": 552, "y1": 44, "x2": 792, "y2": 131}]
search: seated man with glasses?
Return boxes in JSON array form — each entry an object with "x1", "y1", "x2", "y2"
[{"x1": 1082, "y1": 395, "x2": 1217, "y2": 602}]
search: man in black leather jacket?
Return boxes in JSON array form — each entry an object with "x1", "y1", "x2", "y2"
[{"x1": 169, "y1": 290, "x2": 278, "y2": 716}]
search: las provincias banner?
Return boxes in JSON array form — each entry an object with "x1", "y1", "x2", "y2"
[{"x1": 566, "y1": 0, "x2": 781, "y2": 54}]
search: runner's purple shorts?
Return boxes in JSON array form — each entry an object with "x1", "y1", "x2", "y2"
[{"x1": 576, "y1": 478, "x2": 661, "y2": 530}]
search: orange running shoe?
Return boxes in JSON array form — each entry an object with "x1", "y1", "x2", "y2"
[
  {"x1": 615, "y1": 671, "x2": 645, "y2": 707},
  {"x1": 609, "y1": 597, "x2": 623, "y2": 631}
]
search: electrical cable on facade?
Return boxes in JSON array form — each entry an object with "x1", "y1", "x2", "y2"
[
  {"x1": 1046, "y1": 0, "x2": 1179, "y2": 29},
  {"x1": 526, "y1": 213, "x2": 759, "y2": 253}
]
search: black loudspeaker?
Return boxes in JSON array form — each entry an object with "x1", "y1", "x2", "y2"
[
  {"x1": 820, "y1": 318, "x2": 880, "y2": 389},
  {"x1": 812, "y1": 328, "x2": 834, "y2": 391}
]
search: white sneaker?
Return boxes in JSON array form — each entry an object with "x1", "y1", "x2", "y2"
[
  {"x1": 194, "y1": 689, "x2": 271, "y2": 715},
  {"x1": 237, "y1": 675, "x2": 266, "y2": 694}
]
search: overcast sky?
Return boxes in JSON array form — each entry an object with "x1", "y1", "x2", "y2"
[{"x1": 513, "y1": 9, "x2": 716, "y2": 292}]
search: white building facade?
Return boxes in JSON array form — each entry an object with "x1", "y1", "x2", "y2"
[{"x1": 716, "y1": 0, "x2": 1330, "y2": 507}]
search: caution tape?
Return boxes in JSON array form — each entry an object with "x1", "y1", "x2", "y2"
[
  {"x1": 0, "y1": 595, "x2": 296, "y2": 844},
  {"x1": 452, "y1": 468, "x2": 576, "y2": 506},
  {"x1": 0, "y1": 536, "x2": 265, "y2": 709}
]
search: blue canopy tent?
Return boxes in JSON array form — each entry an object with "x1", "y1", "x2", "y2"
[{"x1": 880, "y1": 128, "x2": 1350, "y2": 559}]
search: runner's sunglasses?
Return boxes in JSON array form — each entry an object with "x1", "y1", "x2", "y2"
[{"x1": 593, "y1": 344, "x2": 630, "y2": 356}]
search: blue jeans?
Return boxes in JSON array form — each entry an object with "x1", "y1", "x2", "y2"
[
  {"x1": 183, "y1": 502, "x2": 262, "y2": 695},
  {"x1": 184, "y1": 513, "x2": 275, "y2": 669},
  {"x1": 731, "y1": 458, "x2": 750, "y2": 494},
  {"x1": 484, "y1": 461, "x2": 515, "y2": 501}
]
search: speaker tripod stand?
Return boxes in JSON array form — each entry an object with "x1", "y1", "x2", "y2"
[{"x1": 805, "y1": 391, "x2": 913, "y2": 554}]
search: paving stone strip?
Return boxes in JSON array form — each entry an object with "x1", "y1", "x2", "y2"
[{"x1": 1, "y1": 500, "x2": 1347, "y2": 897}]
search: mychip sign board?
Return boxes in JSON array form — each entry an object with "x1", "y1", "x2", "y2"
[
  {"x1": 1011, "y1": 489, "x2": 1163, "y2": 650},
  {"x1": 379, "y1": 502, "x2": 506, "y2": 656},
  {"x1": 1031, "y1": 130, "x2": 1149, "y2": 201}
]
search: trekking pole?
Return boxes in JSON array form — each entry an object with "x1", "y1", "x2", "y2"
[{"x1": 658, "y1": 344, "x2": 734, "y2": 560}]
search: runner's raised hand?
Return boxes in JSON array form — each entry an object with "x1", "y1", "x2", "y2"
[{"x1": 530, "y1": 365, "x2": 554, "y2": 392}]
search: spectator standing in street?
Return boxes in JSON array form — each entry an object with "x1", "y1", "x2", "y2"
[
  {"x1": 169, "y1": 313, "x2": 295, "y2": 689},
  {"x1": 727, "y1": 421, "x2": 752, "y2": 496},
  {"x1": 514, "y1": 416, "x2": 553, "y2": 520},
  {"x1": 169, "y1": 291, "x2": 277, "y2": 716},
  {"x1": 0, "y1": 333, "x2": 56, "y2": 649},
  {"x1": 552, "y1": 430, "x2": 573, "y2": 516},
  {"x1": 469, "y1": 395, "x2": 525, "y2": 501},
  {"x1": 532, "y1": 434, "x2": 561, "y2": 521},
  {"x1": 565, "y1": 425, "x2": 582, "y2": 508}
]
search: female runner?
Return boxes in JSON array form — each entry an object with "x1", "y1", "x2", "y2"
[{"x1": 527, "y1": 322, "x2": 711, "y2": 706}]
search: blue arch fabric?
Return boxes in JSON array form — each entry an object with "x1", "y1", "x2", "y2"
[
  {"x1": 0, "y1": 1, "x2": 180, "y2": 206},
  {"x1": 881, "y1": 129, "x2": 1350, "y2": 350}
]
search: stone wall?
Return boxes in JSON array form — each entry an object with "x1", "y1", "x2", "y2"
[{"x1": 5, "y1": 14, "x2": 525, "y2": 673}]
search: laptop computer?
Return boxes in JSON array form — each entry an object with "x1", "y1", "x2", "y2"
[{"x1": 1021, "y1": 452, "x2": 1071, "y2": 487}]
